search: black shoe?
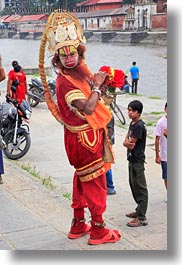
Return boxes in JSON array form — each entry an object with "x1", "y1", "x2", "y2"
[{"x1": 107, "y1": 189, "x2": 116, "y2": 195}]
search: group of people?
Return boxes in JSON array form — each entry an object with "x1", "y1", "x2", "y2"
[
  {"x1": 0, "y1": 53, "x2": 27, "y2": 184},
  {"x1": 0, "y1": 10, "x2": 167, "y2": 246}
]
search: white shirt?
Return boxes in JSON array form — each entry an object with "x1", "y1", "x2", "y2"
[{"x1": 154, "y1": 115, "x2": 167, "y2": 161}]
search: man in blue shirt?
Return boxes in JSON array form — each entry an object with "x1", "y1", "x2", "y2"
[{"x1": 130, "y1": 61, "x2": 140, "y2": 94}]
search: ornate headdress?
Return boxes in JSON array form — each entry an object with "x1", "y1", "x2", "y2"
[
  {"x1": 45, "y1": 11, "x2": 86, "y2": 52},
  {"x1": 39, "y1": 11, "x2": 87, "y2": 123}
]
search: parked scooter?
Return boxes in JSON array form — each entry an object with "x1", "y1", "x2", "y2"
[
  {"x1": 27, "y1": 78, "x2": 56, "y2": 107},
  {"x1": 0, "y1": 96, "x2": 32, "y2": 160}
]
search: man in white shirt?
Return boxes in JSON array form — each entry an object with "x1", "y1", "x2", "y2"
[{"x1": 154, "y1": 102, "x2": 167, "y2": 202}]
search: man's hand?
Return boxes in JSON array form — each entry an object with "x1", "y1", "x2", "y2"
[
  {"x1": 123, "y1": 138, "x2": 135, "y2": 150},
  {"x1": 155, "y1": 156, "x2": 161, "y2": 164},
  {"x1": 93, "y1": 71, "x2": 108, "y2": 88}
]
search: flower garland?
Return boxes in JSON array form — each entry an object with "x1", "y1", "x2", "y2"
[{"x1": 99, "y1": 66, "x2": 125, "y2": 94}]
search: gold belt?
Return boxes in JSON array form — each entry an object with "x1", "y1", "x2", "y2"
[{"x1": 64, "y1": 123, "x2": 91, "y2": 133}]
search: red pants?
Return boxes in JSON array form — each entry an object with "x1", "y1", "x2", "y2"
[{"x1": 71, "y1": 171, "x2": 107, "y2": 222}]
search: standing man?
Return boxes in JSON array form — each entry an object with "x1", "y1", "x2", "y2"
[
  {"x1": 0, "y1": 53, "x2": 5, "y2": 184},
  {"x1": 154, "y1": 102, "x2": 167, "y2": 202},
  {"x1": 123, "y1": 100, "x2": 148, "y2": 227},
  {"x1": 39, "y1": 11, "x2": 121, "y2": 245},
  {"x1": 130, "y1": 61, "x2": 140, "y2": 94}
]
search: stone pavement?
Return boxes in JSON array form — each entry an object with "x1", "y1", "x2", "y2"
[
  {"x1": 0, "y1": 156, "x2": 167, "y2": 250},
  {"x1": 0, "y1": 93, "x2": 167, "y2": 250}
]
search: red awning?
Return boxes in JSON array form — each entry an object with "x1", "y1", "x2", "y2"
[
  {"x1": 0, "y1": 15, "x2": 11, "y2": 22},
  {"x1": 15, "y1": 14, "x2": 49, "y2": 22},
  {"x1": 2, "y1": 14, "x2": 22, "y2": 23}
]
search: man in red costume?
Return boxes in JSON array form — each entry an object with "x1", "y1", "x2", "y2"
[{"x1": 44, "y1": 11, "x2": 121, "y2": 245}]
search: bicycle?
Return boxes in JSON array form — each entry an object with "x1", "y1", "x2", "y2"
[{"x1": 102, "y1": 91, "x2": 126, "y2": 125}]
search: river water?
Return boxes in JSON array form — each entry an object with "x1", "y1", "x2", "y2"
[{"x1": 0, "y1": 39, "x2": 167, "y2": 98}]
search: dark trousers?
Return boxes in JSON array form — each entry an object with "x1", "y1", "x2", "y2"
[
  {"x1": 0, "y1": 150, "x2": 4, "y2": 175},
  {"x1": 106, "y1": 169, "x2": 115, "y2": 190},
  {"x1": 128, "y1": 161, "x2": 148, "y2": 220},
  {"x1": 132, "y1": 78, "x2": 138, "y2": 94}
]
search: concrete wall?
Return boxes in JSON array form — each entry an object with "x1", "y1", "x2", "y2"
[
  {"x1": 23, "y1": 66, "x2": 52, "y2": 76},
  {"x1": 85, "y1": 31, "x2": 167, "y2": 46},
  {"x1": 0, "y1": 30, "x2": 167, "y2": 46}
]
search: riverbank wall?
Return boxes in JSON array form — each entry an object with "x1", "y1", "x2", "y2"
[
  {"x1": 85, "y1": 30, "x2": 167, "y2": 46},
  {"x1": 23, "y1": 66, "x2": 52, "y2": 76},
  {"x1": 0, "y1": 30, "x2": 167, "y2": 46}
]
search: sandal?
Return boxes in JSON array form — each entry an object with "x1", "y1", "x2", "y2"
[
  {"x1": 88, "y1": 229, "x2": 121, "y2": 245},
  {"x1": 125, "y1": 212, "x2": 137, "y2": 218},
  {"x1": 127, "y1": 218, "x2": 148, "y2": 227},
  {"x1": 68, "y1": 224, "x2": 91, "y2": 239}
]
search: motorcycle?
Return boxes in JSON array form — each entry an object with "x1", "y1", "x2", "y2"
[
  {"x1": 0, "y1": 96, "x2": 32, "y2": 160},
  {"x1": 27, "y1": 78, "x2": 56, "y2": 107}
]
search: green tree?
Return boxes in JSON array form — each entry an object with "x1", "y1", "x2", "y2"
[
  {"x1": 0, "y1": 6, "x2": 15, "y2": 16},
  {"x1": 63, "y1": 0, "x2": 83, "y2": 11}
]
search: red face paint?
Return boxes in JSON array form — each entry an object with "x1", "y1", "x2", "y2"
[{"x1": 59, "y1": 46, "x2": 79, "y2": 69}]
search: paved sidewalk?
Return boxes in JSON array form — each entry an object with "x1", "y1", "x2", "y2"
[
  {"x1": 0, "y1": 94, "x2": 167, "y2": 250},
  {"x1": 0, "y1": 154, "x2": 167, "y2": 250}
]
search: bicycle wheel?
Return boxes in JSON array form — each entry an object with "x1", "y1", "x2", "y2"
[{"x1": 110, "y1": 102, "x2": 126, "y2": 125}]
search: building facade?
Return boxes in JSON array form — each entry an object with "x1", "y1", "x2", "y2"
[
  {"x1": 78, "y1": 7, "x2": 128, "y2": 31},
  {"x1": 0, "y1": 0, "x2": 167, "y2": 33}
]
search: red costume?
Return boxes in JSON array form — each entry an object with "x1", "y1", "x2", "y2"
[
  {"x1": 8, "y1": 69, "x2": 27, "y2": 104},
  {"x1": 56, "y1": 63, "x2": 120, "y2": 241},
  {"x1": 56, "y1": 73, "x2": 106, "y2": 182},
  {"x1": 39, "y1": 10, "x2": 121, "y2": 245}
]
